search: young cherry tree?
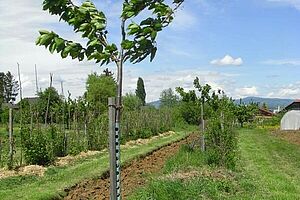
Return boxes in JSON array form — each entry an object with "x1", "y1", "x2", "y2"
[
  {"x1": 36, "y1": 0, "x2": 184, "y2": 199},
  {"x1": 36, "y1": 0, "x2": 184, "y2": 125},
  {"x1": 194, "y1": 77, "x2": 212, "y2": 151}
]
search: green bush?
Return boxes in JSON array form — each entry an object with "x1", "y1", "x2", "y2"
[
  {"x1": 205, "y1": 96, "x2": 238, "y2": 170},
  {"x1": 23, "y1": 129, "x2": 54, "y2": 166}
]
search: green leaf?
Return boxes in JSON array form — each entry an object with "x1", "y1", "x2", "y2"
[
  {"x1": 121, "y1": 40, "x2": 135, "y2": 50},
  {"x1": 35, "y1": 37, "x2": 42, "y2": 45},
  {"x1": 88, "y1": 39, "x2": 100, "y2": 47},
  {"x1": 105, "y1": 44, "x2": 118, "y2": 53},
  {"x1": 39, "y1": 30, "x2": 50, "y2": 35},
  {"x1": 150, "y1": 47, "x2": 157, "y2": 62},
  {"x1": 61, "y1": 48, "x2": 69, "y2": 58},
  {"x1": 78, "y1": 23, "x2": 89, "y2": 32},
  {"x1": 94, "y1": 22, "x2": 106, "y2": 30},
  {"x1": 151, "y1": 31, "x2": 157, "y2": 40},
  {"x1": 49, "y1": 42, "x2": 56, "y2": 54},
  {"x1": 38, "y1": 34, "x2": 53, "y2": 47},
  {"x1": 61, "y1": 44, "x2": 72, "y2": 58},
  {"x1": 173, "y1": 0, "x2": 184, "y2": 3},
  {"x1": 54, "y1": 37, "x2": 65, "y2": 53}
]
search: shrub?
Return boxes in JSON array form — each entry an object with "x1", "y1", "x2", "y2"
[
  {"x1": 23, "y1": 129, "x2": 54, "y2": 166},
  {"x1": 205, "y1": 96, "x2": 238, "y2": 169}
]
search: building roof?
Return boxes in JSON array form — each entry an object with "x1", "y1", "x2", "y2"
[
  {"x1": 284, "y1": 100, "x2": 300, "y2": 111},
  {"x1": 23, "y1": 97, "x2": 39, "y2": 104},
  {"x1": 1, "y1": 103, "x2": 19, "y2": 109},
  {"x1": 258, "y1": 108, "x2": 275, "y2": 116}
]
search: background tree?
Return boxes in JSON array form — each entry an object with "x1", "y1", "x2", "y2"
[
  {"x1": 194, "y1": 77, "x2": 212, "y2": 151},
  {"x1": 85, "y1": 72, "x2": 116, "y2": 114},
  {"x1": 262, "y1": 102, "x2": 269, "y2": 110},
  {"x1": 0, "y1": 71, "x2": 19, "y2": 103},
  {"x1": 136, "y1": 77, "x2": 146, "y2": 106},
  {"x1": 0, "y1": 72, "x2": 4, "y2": 106},
  {"x1": 176, "y1": 87, "x2": 200, "y2": 125},
  {"x1": 159, "y1": 88, "x2": 178, "y2": 108},
  {"x1": 38, "y1": 87, "x2": 62, "y2": 123},
  {"x1": 123, "y1": 93, "x2": 142, "y2": 111},
  {"x1": 205, "y1": 92, "x2": 238, "y2": 169},
  {"x1": 235, "y1": 102, "x2": 258, "y2": 127}
]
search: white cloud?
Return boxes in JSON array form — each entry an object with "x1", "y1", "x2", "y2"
[
  {"x1": 235, "y1": 86, "x2": 258, "y2": 98},
  {"x1": 0, "y1": 1, "x2": 240, "y2": 102},
  {"x1": 262, "y1": 59, "x2": 300, "y2": 66},
  {"x1": 123, "y1": 68, "x2": 239, "y2": 102},
  {"x1": 170, "y1": 8, "x2": 197, "y2": 30},
  {"x1": 210, "y1": 55, "x2": 243, "y2": 66},
  {"x1": 267, "y1": 82, "x2": 300, "y2": 99},
  {"x1": 267, "y1": 0, "x2": 300, "y2": 10}
]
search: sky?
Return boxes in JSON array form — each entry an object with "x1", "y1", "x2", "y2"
[{"x1": 0, "y1": 0, "x2": 300, "y2": 102}]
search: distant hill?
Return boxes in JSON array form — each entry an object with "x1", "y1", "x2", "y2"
[
  {"x1": 149, "y1": 97, "x2": 294, "y2": 110},
  {"x1": 147, "y1": 100, "x2": 161, "y2": 108},
  {"x1": 235, "y1": 97, "x2": 294, "y2": 110}
]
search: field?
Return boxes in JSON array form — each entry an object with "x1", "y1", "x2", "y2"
[
  {"x1": 127, "y1": 128, "x2": 300, "y2": 199},
  {"x1": 1, "y1": 125, "x2": 300, "y2": 199},
  {"x1": 0, "y1": 130, "x2": 191, "y2": 200}
]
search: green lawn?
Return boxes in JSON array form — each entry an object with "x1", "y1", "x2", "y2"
[
  {"x1": 0, "y1": 131, "x2": 189, "y2": 200},
  {"x1": 240, "y1": 128, "x2": 300, "y2": 199},
  {"x1": 129, "y1": 128, "x2": 300, "y2": 200}
]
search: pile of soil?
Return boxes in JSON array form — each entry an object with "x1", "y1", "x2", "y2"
[
  {"x1": 64, "y1": 133, "x2": 197, "y2": 200},
  {"x1": 272, "y1": 130, "x2": 300, "y2": 145}
]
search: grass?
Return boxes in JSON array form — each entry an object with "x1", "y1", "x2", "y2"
[
  {"x1": 0, "y1": 130, "x2": 190, "y2": 200},
  {"x1": 129, "y1": 128, "x2": 300, "y2": 200},
  {"x1": 240, "y1": 128, "x2": 300, "y2": 199}
]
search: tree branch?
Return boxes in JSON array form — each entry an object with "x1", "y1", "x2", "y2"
[{"x1": 162, "y1": 1, "x2": 184, "y2": 26}]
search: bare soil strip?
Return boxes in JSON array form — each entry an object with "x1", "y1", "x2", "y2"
[
  {"x1": 272, "y1": 130, "x2": 300, "y2": 145},
  {"x1": 64, "y1": 133, "x2": 196, "y2": 200}
]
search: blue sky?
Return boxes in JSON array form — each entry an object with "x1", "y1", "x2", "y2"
[{"x1": 0, "y1": 0, "x2": 300, "y2": 101}]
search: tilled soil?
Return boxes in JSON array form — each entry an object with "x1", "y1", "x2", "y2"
[
  {"x1": 272, "y1": 130, "x2": 300, "y2": 145},
  {"x1": 64, "y1": 133, "x2": 196, "y2": 200}
]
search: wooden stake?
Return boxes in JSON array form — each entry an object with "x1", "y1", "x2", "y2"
[
  {"x1": 45, "y1": 73, "x2": 53, "y2": 126},
  {"x1": 8, "y1": 107, "x2": 13, "y2": 170},
  {"x1": 17, "y1": 63, "x2": 23, "y2": 165}
]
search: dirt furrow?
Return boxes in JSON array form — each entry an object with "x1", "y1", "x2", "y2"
[{"x1": 64, "y1": 133, "x2": 196, "y2": 200}]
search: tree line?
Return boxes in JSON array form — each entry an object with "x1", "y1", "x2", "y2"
[
  {"x1": 0, "y1": 70, "x2": 178, "y2": 168},
  {"x1": 0, "y1": 69, "x2": 259, "y2": 170}
]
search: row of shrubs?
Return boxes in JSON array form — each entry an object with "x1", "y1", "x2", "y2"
[{"x1": 1, "y1": 107, "x2": 183, "y2": 167}]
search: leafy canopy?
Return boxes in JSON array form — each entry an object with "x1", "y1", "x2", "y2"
[
  {"x1": 0, "y1": 71, "x2": 19, "y2": 103},
  {"x1": 36, "y1": 0, "x2": 184, "y2": 65},
  {"x1": 123, "y1": 93, "x2": 143, "y2": 111},
  {"x1": 159, "y1": 88, "x2": 178, "y2": 108},
  {"x1": 85, "y1": 72, "x2": 116, "y2": 111}
]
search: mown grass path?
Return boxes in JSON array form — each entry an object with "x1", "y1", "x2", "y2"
[
  {"x1": 0, "y1": 131, "x2": 189, "y2": 200},
  {"x1": 239, "y1": 129, "x2": 300, "y2": 199}
]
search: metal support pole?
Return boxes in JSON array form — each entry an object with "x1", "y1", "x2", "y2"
[
  {"x1": 109, "y1": 97, "x2": 121, "y2": 200},
  {"x1": 115, "y1": 97, "x2": 121, "y2": 200}
]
